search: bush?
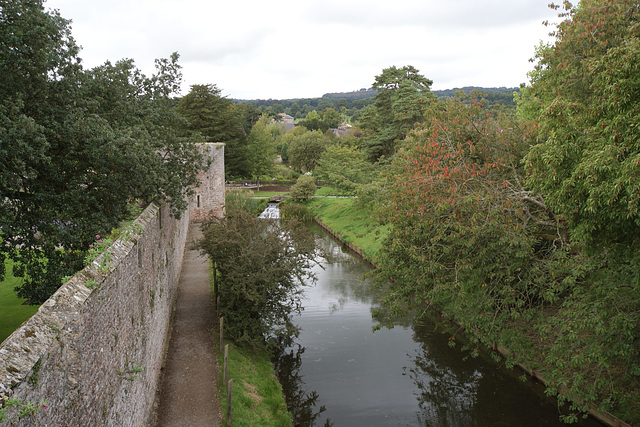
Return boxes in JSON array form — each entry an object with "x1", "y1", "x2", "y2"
[{"x1": 289, "y1": 175, "x2": 316, "y2": 202}]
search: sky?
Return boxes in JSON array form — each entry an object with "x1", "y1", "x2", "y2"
[{"x1": 44, "y1": 0, "x2": 561, "y2": 100}]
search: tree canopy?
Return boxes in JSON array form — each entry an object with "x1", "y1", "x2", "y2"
[
  {"x1": 0, "y1": 0, "x2": 206, "y2": 303},
  {"x1": 198, "y1": 205, "x2": 317, "y2": 349}
]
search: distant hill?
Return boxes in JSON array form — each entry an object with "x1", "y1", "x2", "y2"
[{"x1": 322, "y1": 86, "x2": 519, "y2": 100}]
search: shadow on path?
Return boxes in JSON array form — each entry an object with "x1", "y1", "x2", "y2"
[{"x1": 154, "y1": 223, "x2": 221, "y2": 426}]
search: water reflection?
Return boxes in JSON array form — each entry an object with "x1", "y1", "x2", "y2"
[{"x1": 275, "y1": 229, "x2": 601, "y2": 427}]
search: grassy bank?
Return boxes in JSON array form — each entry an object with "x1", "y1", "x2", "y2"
[
  {"x1": 0, "y1": 260, "x2": 39, "y2": 343},
  {"x1": 306, "y1": 197, "x2": 389, "y2": 262},
  {"x1": 217, "y1": 342, "x2": 292, "y2": 427}
]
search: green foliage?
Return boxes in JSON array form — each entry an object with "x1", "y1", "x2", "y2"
[
  {"x1": 278, "y1": 202, "x2": 313, "y2": 221},
  {"x1": 0, "y1": 0, "x2": 206, "y2": 304},
  {"x1": 522, "y1": 0, "x2": 640, "y2": 252},
  {"x1": 246, "y1": 114, "x2": 277, "y2": 178},
  {"x1": 177, "y1": 84, "x2": 249, "y2": 179},
  {"x1": 286, "y1": 130, "x2": 330, "y2": 173},
  {"x1": 225, "y1": 190, "x2": 265, "y2": 216},
  {"x1": 198, "y1": 206, "x2": 317, "y2": 349},
  {"x1": 316, "y1": 144, "x2": 378, "y2": 196},
  {"x1": 359, "y1": 65, "x2": 436, "y2": 161},
  {"x1": 288, "y1": 175, "x2": 316, "y2": 202}
]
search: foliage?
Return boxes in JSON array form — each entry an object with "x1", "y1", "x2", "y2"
[
  {"x1": 246, "y1": 114, "x2": 278, "y2": 178},
  {"x1": 198, "y1": 206, "x2": 317, "y2": 349},
  {"x1": 516, "y1": 2, "x2": 640, "y2": 421},
  {"x1": 374, "y1": 96, "x2": 566, "y2": 329},
  {"x1": 0, "y1": 0, "x2": 205, "y2": 304},
  {"x1": 315, "y1": 144, "x2": 378, "y2": 196},
  {"x1": 225, "y1": 190, "x2": 265, "y2": 216},
  {"x1": 176, "y1": 84, "x2": 249, "y2": 179},
  {"x1": 286, "y1": 130, "x2": 330, "y2": 173},
  {"x1": 288, "y1": 175, "x2": 316, "y2": 202},
  {"x1": 279, "y1": 202, "x2": 313, "y2": 222},
  {"x1": 521, "y1": 0, "x2": 640, "y2": 253},
  {"x1": 359, "y1": 65, "x2": 436, "y2": 161}
]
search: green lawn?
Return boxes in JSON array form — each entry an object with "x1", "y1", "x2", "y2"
[
  {"x1": 0, "y1": 260, "x2": 39, "y2": 344},
  {"x1": 306, "y1": 197, "x2": 390, "y2": 262}
]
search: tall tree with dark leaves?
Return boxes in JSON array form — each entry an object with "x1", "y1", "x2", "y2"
[
  {"x1": 176, "y1": 83, "x2": 250, "y2": 179},
  {"x1": 359, "y1": 65, "x2": 436, "y2": 161},
  {"x1": 0, "y1": 0, "x2": 205, "y2": 303}
]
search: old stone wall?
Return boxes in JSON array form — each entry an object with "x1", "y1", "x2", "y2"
[{"x1": 0, "y1": 143, "x2": 224, "y2": 426}]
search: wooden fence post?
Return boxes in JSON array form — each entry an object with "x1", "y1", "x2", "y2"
[
  {"x1": 227, "y1": 379, "x2": 233, "y2": 426},
  {"x1": 219, "y1": 317, "x2": 224, "y2": 350},
  {"x1": 223, "y1": 343, "x2": 229, "y2": 385}
]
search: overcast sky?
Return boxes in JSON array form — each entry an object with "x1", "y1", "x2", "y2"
[{"x1": 44, "y1": 0, "x2": 561, "y2": 100}]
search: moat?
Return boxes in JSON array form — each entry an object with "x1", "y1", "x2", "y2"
[{"x1": 275, "y1": 226, "x2": 602, "y2": 427}]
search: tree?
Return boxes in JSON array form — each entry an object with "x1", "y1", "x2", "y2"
[
  {"x1": 321, "y1": 107, "x2": 341, "y2": 128},
  {"x1": 0, "y1": 0, "x2": 205, "y2": 303},
  {"x1": 316, "y1": 144, "x2": 377, "y2": 196},
  {"x1": 297, "y1": 110, "x2": 329, "y2": 133},
  {"x1": 287, "y1": 129, "x2": 329, "y2": 173},
  {"x1": 289, "y1": 175, "x2": 316, "y2": 201},
  {"x1": 176, "y1": 84, "x2": 250, "y2": 179},
  {"x1": 198, "y1": 206, "x2": 317, "y2": 348},
  {"x1": 521, "y1": 0, "x2": 640, "y2": 251},
  {"x1": 360, "y1": 65, "x2": 436, "y2": 161},
  {"x1": 246, "y1": 114, "x2": 277, "y2": 177},
  {"x1": 517, "y1": 2, "x2": 640, "y2": 420}
]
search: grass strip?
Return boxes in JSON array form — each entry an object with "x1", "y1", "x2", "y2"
[
  {"x1": 0, "y1": 260, "x2": 39, "y2": 343},
  {"x1": 218, "y1": 342, "x2": 292, "y2": 427},
  {"x1": 306, "y1": 197, "x2": 390, "y2": 262}
]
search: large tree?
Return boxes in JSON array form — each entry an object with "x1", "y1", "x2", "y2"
[
  {"x1": 176, "y1": 84, "x2": 250, "y2": 179},
  {"x1": 521, "y1": 0, "x2": 640, "y2": 251},
  {"x1": 359, "y1": 65, "x2": 436, "y2": 161},
  {"x1": 0, "y1": 0, "x2": 205, "y2": 303},
  {"x1": 198, "y1": 206, "x2": 317, "y2": 349}
]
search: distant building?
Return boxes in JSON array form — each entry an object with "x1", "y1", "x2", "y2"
[
  {"x1": 331, "y1": 123, "x2": 352, "y2": 137},
  {"x1": 277, "y1": 113, "x2": 295, "y2": 131}
]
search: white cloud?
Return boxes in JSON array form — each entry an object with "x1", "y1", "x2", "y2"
[{"x1": 45, "y1": 0, "x2": 560, "y2": 99}]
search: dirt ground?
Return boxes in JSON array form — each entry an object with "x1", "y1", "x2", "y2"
[{"x1": 153, "y1": 223, "x2": 222, "y2": 426}]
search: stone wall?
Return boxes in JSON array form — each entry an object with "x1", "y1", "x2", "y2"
[
  {"x1": 0, "y1": 143, "x2": 224, "y2": 426},
  {"x1": 190, "y1": 143, "x2": 225, "y2": 221}
]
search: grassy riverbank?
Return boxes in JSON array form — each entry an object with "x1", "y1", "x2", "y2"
[
  {"x1": 306, "y1": 196, "x2": 390, "y2": 262},
  {"x1": 217, "y1": 341, "x2": 292, "y2": 427}
]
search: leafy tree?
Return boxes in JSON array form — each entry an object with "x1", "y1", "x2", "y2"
[
  {"x1": 176, "y1": 84, "x2": 249, "y2": 179},
  {"x1": 245, "y1": 114, "x2": 277, "y2": 178},
  {"x1": 0, "y1": 0, "x2": 205, "y2": 303},
  {"x1": 289, "y1": 175, "x2": 316, "y2": 202},
  {"x1": 287, "y1": 129, "x2": 330, "y2": 173},
  {"x1": 297, "y1": 110, "x2": 329, "y2": 133},
  {"x1": 517, "y1": 1, "x2": 640, "y2": 421},
  {"x1": 360, "y1": 65, "x2": 436, "y2": 161},
  {"x1": 321, "y1": 108, "x2": 341, "y2": 128},
  {"x1": 198, "y1": 206, "x2": 317, "y2": 348},
  {"x1": 316, "y1": 144, "x2": 377, "y2": 196}
]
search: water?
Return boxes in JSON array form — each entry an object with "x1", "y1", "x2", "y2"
[
  {"x1": 275, "y1": 229, "x2": 602, "y2": 427},
  {"x1": 259, "y1": 202, "x2": 281, "y2": 219}
]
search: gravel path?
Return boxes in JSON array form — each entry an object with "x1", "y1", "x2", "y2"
[{"x1": 154, "y1": 223, "x2": 221, "y2": 426}]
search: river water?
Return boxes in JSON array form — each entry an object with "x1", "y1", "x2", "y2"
[{"x1": 275, "y1": 227, "x2": 602, "y2": 427}]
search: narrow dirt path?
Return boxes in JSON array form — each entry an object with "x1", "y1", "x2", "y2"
[{"x1": 154, "y1": 223, "x2": 221, "y2": 426}]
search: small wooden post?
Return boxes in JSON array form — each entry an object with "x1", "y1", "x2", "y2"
[
  {"x1": 226, "y1": 379, "x2": 233, "y2": 426},
  {"x1": 219, "y1": 317, "x2": 224, "y2": 350},
  {"x1": 223, "y1": 344, "x2": 229, "y2": 385}
]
